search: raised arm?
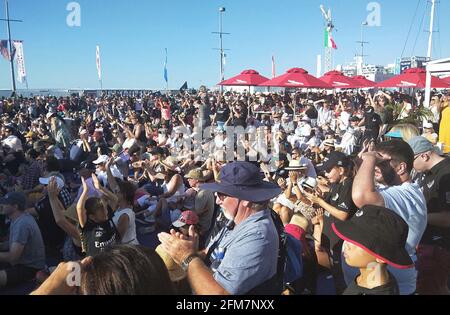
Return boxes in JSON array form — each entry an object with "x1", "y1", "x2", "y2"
[
  {"x1": 105, "y1": 158, "x2": 120, "y2": 194},
  {"x1": 76, "y1": 177, "x2": 89, "y2": 228},
  {"x1": 48, "y1": 177, "x2": 80, "y2": 241},
  {"x1": 92, "y1": 173, "x2": 119, "y2": 210},
  {"x1": 352, "y1": 152, "x2": 385, "y2": 208}
]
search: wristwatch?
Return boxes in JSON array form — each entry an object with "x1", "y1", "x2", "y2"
[{"x1": 181, "y1": 253, "x2": 200, "y2": 272}]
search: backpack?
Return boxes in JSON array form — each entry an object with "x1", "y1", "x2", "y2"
[{"x1": 270, "y1": 210, "x2": 304, "y2": 289}]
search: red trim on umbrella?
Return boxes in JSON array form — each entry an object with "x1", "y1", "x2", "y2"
[
  {"x1": 218, "y1": 69, "x2": 270, "y2": 86},
  {"x1": 319, "y1": 71, "x2": 361, "y2": 89},
  {"x1": 352, "y1": 75, "x2": 376, "y2": 88},
  {"x1": 259, "y1": 68, "x2": 331, "y2": 88},
  {"x1": 376, "y1": 67, "x2": 450, "y2": 88}
]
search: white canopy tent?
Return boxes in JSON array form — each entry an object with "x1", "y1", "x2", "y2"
[{"x1": 424, "y1": 57, "x2": 450, "y2": 108}]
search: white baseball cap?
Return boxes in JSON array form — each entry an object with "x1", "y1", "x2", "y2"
[
  {"x1": 423, "y1": 122, "x2": 433, "y2": 129},
  {"x1": 93, "y1": 155, "x2": 109, "y2": 164},
  {"x1": 39, "y1": 176, "x2": 65, "y2": 189}
]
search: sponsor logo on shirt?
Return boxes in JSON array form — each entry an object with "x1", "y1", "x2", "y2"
[
  {"x1": 355, "y1": 210, "x2": 364, "y2": 217},
  {"x1": 332, "y1": 193, "x2": 339, "y2": 201},
  {"x1": 426, "y1": 180, "x2": 435, "y2": 189},
  {"x1": 338, "y1": 202, "x2": 348, "y2": 210}
]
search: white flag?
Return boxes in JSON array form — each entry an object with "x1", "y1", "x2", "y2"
[
  {"x1": 96, "y1": 45, "x2": 102, "y2": 81},
  {"x1": 13, "y1": 41, "x2": 26, "y2": 83}
]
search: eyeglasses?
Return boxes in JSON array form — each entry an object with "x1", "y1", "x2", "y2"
[{"x1": 215, "y1": 192, "x2": 230, "y2": 201}]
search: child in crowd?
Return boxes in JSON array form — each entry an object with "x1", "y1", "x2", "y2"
[{"x1": 332, "y1": 205, "x2": 413, "y2": 295}]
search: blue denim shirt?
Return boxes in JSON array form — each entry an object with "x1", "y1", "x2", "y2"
[{"x1": 207, "y1": 209, "x2": 279, "y2": 295}]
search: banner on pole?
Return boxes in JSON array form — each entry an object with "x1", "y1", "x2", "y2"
[
  {"x1": 13, "y1": 41, "x2": 26, "y2": 83},
  {"x1": 164, "y1": 48, "x2": 168, "y2": 84},
  {"x1": 0, "y1": 40, "x2": 10, "y2": 61},
  {"x1": 96, "y1": 45, "x2": 102, "y2": 81}
]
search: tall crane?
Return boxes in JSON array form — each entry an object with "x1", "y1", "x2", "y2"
[{"x1": 320, "y1": 4, "x2": 336, "y2": 73}]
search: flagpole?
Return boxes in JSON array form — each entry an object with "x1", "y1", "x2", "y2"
[{"x1": 2, "y1": 0, "x2": 18, "y2": 94}]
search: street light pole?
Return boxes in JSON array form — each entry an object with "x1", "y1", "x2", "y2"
[
  {"x1": 213, "y1": 7, "x2": 230, "y2": 94},
  {"x1": 219, "y1": 7, "x2": 225, "y2": 93},
  {"x1": 356, "y1": 21, "x2": 369, "y2": 75}
]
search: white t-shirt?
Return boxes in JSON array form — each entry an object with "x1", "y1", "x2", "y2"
[
  {"x1": 122, "y1": 138, "x2": 136, "y2": 150},
  {"x1": 339, "y1": 111, "x2": 351, "y2": 131},
  {"x1": 2, "y1": 135, "x2": 23, "y2": 152},
  {"x1": 112, "y1": 208, "x2": 139, "y2": 245},
  {"x1": 299, "y1": 156, "x2": 317, "y2": 178},
  {"x1": 317, "y1": 107, "x2": 333, "y2": 126}
]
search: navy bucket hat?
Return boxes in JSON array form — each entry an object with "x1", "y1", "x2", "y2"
[{"x1": 200, "y1": 161, "x2": 281, "y2": 203}]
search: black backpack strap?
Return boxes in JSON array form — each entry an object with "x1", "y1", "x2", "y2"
[{"x1": 269, "y1": 209, "x2": 288, "y2": 293}]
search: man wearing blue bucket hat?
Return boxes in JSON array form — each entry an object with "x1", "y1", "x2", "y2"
[{"x1": 158, "y1": 161, "x2": 282, "y2": 295}]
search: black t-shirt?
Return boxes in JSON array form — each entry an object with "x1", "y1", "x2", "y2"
[
  {"x1": 364, "y1": 112, "x2": 382, "y2": 133},
  {"x1": 198, "y1": 104, "x2": 211, "y2": 122},
  {"x1": 79, "y1": 217, "x2": 118, "y2": 257},
  {"x1": 322, "y1": 178, "x2": 357, "y2": 251},
  {"x1": 35, "y1": 190, "x2": 72, "y2": 255},
  {"x1": 343, "y1": 272, "x2": 399, "y2": 295},
  {"x1": 215, "y1": 107, "x2": 230, "y2": 122},
  {"x1": 90, "y1": 140, "x2": 110, "y2": 156},
  {"x1": 305, "y1": 106, "x2": 318, "y2": 119},
  {"x1": 419, "y1": 158, "x2": 450, "y2": 250},
  {"x1": 233, "y1": 114, "x2": 247, "y2": 128}
]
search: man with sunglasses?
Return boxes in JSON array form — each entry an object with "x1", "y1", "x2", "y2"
[
  {"x1": 408, "y1": 136, "x2": 450, "y2": 294},
  {"x1": 350, "y1": 139, "x2": 427, "y2": 295},
  {"x1": 158, "y1": 161, "x2": 281, "y2": 295}
]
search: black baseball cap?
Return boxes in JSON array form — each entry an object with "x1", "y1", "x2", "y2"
[
  {"x1": 332, "y1": 205, "x2": 413, "y2": 269},
  {"x1": 0, "y1": 192, "x2": 26, "y2": 211},
  {"x1": 365, "y1": 106, "x2": 375, "y2": 114},
  {"x1": 150, "y1": 147, "x2": 164, "y2": 156},
  {"x1": 317, "y1": 151, "x2": 351, "y2": 172}
]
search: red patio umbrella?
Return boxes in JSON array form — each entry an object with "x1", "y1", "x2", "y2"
[
  {"x1": 218, "y1": 69, "x2": 269, "y2": 86},
  {"x1": 259, "y1": 67, "x2": 331, "y2": 88},
  {"x1": 352, "y1": 75, "x2": 376, "y2": 88},
  {"x1": 319, "y1": 70, "x2": 361, "y2": 89},
  {"x1": 376, "y1": 67, "x2": 450, "y2": 88}
]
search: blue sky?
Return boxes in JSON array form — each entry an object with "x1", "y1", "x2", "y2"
[{"x1": 0, "y1": 0, "x2": 449, "y2": 90}]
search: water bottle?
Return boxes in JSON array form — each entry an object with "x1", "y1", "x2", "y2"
[{"x1": 211, "y1": 247, "x2": 225, "y2": 273}]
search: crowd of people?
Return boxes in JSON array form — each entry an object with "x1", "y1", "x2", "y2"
[{"x1": 0, "y1": 85, "x2": 449, "y2": 295}]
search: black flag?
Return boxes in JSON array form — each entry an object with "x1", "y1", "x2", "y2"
[{"x1": 179, "y1": 81, "x2": 188, "y2": 91}]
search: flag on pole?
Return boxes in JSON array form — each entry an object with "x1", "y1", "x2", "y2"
[
  {"x1": 13, "y1": 41, "x2": 26, "y2": 83},
  {"x1": 96, "y1": 45, "x2": 102, "y2": 81},
  {"x1": 0, "y1": 40, "x2": 10, "y2": 61},
  {"x1": 179, "y1": 81, "x2": 188, "y2": 91},
  {"x1": 164, "y1": 48, "x2": 168, "y2": 84},
  {"x1": 271, "y1": 55, "x2": 275, "y2": 78},
  {"x1": 324, "y1": 28, "x2": 337, "y2": 49}
]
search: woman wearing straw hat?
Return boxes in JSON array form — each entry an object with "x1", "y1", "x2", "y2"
[{"x1": 273, "y1": 160, "x2": 308, "y2": 225}]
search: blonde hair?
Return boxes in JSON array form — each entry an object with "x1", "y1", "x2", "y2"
[{"x1": 389, "y1": 123, "x2": 420, "y2": 142}]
